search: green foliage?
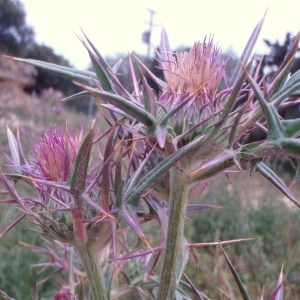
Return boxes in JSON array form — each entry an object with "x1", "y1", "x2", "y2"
[
  {"x1": 0, "y1": 0, "x2": 90, "y2": 112},
  {"x1": 189, "y1": 175, "x2": 300, "y2": 297},
  {"x1": 0, "y1": 207, "x2": 57, "y2": 299},
  {"x1": 0, "y1": 0, "x2": 34, "y2": 56},
  {"x1": 263, "y1": 32, "x2": 300, "y2": 75}
]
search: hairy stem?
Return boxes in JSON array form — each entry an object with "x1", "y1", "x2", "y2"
[
  {"x1": 77, "y1": 246, "x2": 108, "y2": 300},
  {"x1": 157, "y1": 167, "x2": 190, "y2": 300}
]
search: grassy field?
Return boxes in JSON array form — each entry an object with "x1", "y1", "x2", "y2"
[{"x1": 186, "y1": 173, "x2": 300, "y2": 299}]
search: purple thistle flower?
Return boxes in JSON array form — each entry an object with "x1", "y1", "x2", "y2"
[
  {"x1": 31, "y1": 126, "x2": 81, "y2": 182},
  {"x1": 51, "y1": 285, "x2": 76, "y2": 300},
  {"x1": 161, "y1": 38, "x2": 225, "y2": 100},
  {"x1": 159, "y1": 38, "x2": 226, "y2": 136}
]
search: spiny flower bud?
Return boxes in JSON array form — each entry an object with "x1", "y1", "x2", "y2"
[
  {"x1": 31, "y1": 126, "x2": 81, "y2": 182},
  {"x1": 163, "y1": 39, "x2": 224, "y2": 98},
  {"x1": 51, "y1": 285, "x2": 75, "y2": 300},
  {"x1": 159, "y1": 38, "x2": 225, "y2": 136}
]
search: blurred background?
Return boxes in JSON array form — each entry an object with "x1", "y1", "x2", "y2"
[{"x1": 0, "y1": 0, "x2": 300, "y2": 298}]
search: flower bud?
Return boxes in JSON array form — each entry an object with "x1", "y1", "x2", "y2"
[
  {"x1": 31, "y1": 126, "x2": 81, "y2": 182},
  {"x1": 159, "y1": 38, "x2": 225, "y2": 138}
]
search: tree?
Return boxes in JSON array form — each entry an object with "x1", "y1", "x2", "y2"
[
  {"x1": 262, "y1": 33, "x2": 300, "y2": 120},
  {"x1": 263, "y1": 33, "x2": 300, "y2": 73},
  {"x1": 0, "y1": 0, "x2": 90, "y2": 111},
  {"x1": 0, "y1": 0, "x2": 34, "y2": 56},
  {"x1": 26, "y1": 43, "x2": 80, "y2": 95},
  {"x1": 261, "y1": 32, "x2": 300, "y2": 81}
]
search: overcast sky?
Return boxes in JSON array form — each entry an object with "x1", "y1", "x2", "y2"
[{"x1": 21, "y1": 0, "x2": 299, "y2": 69}]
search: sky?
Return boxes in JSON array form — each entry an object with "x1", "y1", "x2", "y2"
[{"x1": 21, "y1": 0, "x2": 300, "y2": 70}]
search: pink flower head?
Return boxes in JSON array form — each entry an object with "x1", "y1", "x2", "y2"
[
  {"x1": 159, "y1": 37, "x2": 225, "y2": 125},
  {"x1": 51, "y1": 285, "x2": 75, "y2": 300},
  {"x1": 31, "y1": 126, "x2": 81, "y2": 182}
]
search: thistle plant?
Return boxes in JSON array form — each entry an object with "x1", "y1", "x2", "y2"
[{"x1": 1, "y1": 14, "x2": 300, "y2": 299}]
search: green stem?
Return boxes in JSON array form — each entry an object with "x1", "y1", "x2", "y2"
[
  {"x1": 77, "y1": 246, "x2": 108, "y2": 300},
  {"x1": 157, "y1": 167, "x2": 190, "y2": 300}
]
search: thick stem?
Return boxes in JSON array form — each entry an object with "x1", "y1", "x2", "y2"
[
  {"x1": 157, "y1": 167, "x2": 190, "y2": 300},
  {"x1": 77, "y1": 246, "x2": 108, "y2": 300}
]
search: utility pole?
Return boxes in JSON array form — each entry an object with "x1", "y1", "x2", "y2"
[{"x1": 142, "y1": 9, "x2": 156, "y2": 59}]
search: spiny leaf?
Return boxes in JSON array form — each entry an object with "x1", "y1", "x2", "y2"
[
  {"x1": 186, "y1": 204, "x2": 222, "y2": 212},
  {"x1": 105, "y1": 265, "x2": 114, "y2": 300},
  {"x1": 189, "y1": 238, "x2": 255, "y2": 248},
  {"x1": 256, "y1": 162, "x2": 300, "y2": 208},
  {"x1": 154, "y1": 125, "x2": 169, "y2": 148},
  {"x1": 102, "y1": 126, "x2": 119, "y2": 210},
  {"x1": 226, "y1": 97, "x2": 250, "y2": 148},
  {"x1": 114, "y1": 143, "x2": 124, "y2": 205},
  {"x1": 209, "y1": 63, "x2": 248, "y2": 140},
  {"x1": 126, "y1": 135, "x2": 206, "y2": 204},
  {"x1": 77, "y1": 83, "x2": 157, "y2": 128},
  {"x1": 269, "y1": 31, "x2": 300, "y2": 95},
  {"x1": 134, "y1": 54, "x2": 167, "y2": 90},
  {"x1": 140, "y1": 71, "x2": 157, "y2": 115},
  {"x1": 86, "y1": 50, "x2": 114, "y2": 92},
  {"x1": 271, "y1": 71, "x2": 300, "y2": 107},
  {"x1": 269, "y1": 266, "x2": 284, "y2": 300},
  {"x1": 0, "y1": 213, "x2": 26, "y2": 239},
  {"x1": 281, "y1": 118, "x2": 300, "y2": 137},
  {"x1": 123, "y1": 144, "x2": 157, "y2": 203},
  {"x1": 268, "y1": 56, "x2": 295, "y2": 97},
  {"x1": 182, "y1": 273, "x2": 206, "y2": 300},
  {"x1": 220, "y1": 244, "x2": 251, "y2": 300},
  {"x1": 244, "y1": 69, "x2": 284, "y2": 141},
  {"x1": 80, "y1": 33, "x2": 134, "y2": 99},
  {"x1": 159, "y1": 93, "x2": 196, "y2": 125},
  {"x1": 0, "y1": 170, "x2": 31, "y2": 213},
  {"x1": 229, "y1": 12, "x2": 266, "y2": 86},
  {"x1": 5, "y1": 173, "x2": 70, "y2": 191},
  {"x1": 190, "y1": 150, "x2": 235, "y2": 182},
  {"x1": 7, "y1": 126, "x2": 20, "y2": 172},
  {"x1": 273, "y1": 138, "x2": 300, "y2": 160},
  {"x1": 175, "y1": 238, "x2": 189, "y2": 285},
  {"x1": 8, "y1": 56, "x2": 97, "y2": 86},
  {"x1": 160, "y1": 27, "x2": 173, "y2": 64},
  {"x1": 79, "y1": 32, "x2": 114, "y2": 92},
  {"x1": 70, "y1": 121, "x2": 95, "y2": 196},
  {"x1": 99, "y1": 103, "x2": 134, "y2": 120},
  {"x1": 120, "y1": 204, "x2": 152, "y2": 250},
  {"x1": 128, "y1": 54, "x2": 140, "y2": 101},
  {"x1": 62, "y1": 91, "x2": 91, "y2": 103}
]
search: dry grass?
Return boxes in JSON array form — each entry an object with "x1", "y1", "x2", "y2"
[{"x1": 186, "y1": 172, "x2": 300, "y2": 299}]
